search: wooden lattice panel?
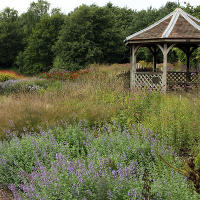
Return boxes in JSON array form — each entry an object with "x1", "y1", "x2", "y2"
[
  {"x1": 190, "y1": 72, "x2": 200, "y2": 83},
  {"x1": 167, "y1": 72, "x2": 200, "y2": 89},
  {"x1": 132, "y1": 72, "x2": 200, "y2": 91},
  {"x1": 167, "y1": 72, "x2": 186, "y2": 83},
  {"x1": 135, "y1": 72, "x2": 162, "y2": 90}
]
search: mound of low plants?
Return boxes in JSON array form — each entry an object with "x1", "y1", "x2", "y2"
[
  {"x1": 0, "y1": 79, "x2": 51, "y2": 95},
  {"x1": 40, "y1": 68, "x2": 89, "y2": 81},
  {"x1": 0, "y1": 70, "x2": 23, "y2": 82},
  {"x1": 0, "y1": 123, "x2": 199, "y2": 199}
]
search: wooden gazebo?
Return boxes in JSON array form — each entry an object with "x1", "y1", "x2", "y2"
[{"x1": 124, "y1": 8, "x2": 200, "y2": 92}]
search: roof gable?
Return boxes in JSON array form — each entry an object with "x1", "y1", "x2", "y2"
[
  {"x1": 169, "y1": 15, "x2": 200, "y2": 38},
  {"x1": 125, "y1": 8, "x2": 200, "y2": 42}
]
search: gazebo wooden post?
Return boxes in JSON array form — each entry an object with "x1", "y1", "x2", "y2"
[
  {"x1": 130, "y1": 45, "x2": 140, "y2": 90},
  {"x1": 178, "y1": 46, "x2": 191, "y2": 73},
  {"x1": 186, "y1": 47, "x2": 197, "y2": 82},
  {"x1": 162, "y1": 44, "x2": 168, "y2": 92},
  {"x1": 186, "y1": 52, "x2": 190, "y2": 73},
  {"x1": 153, "y1": 51, "x2": 157, "y2": 72},
  {"x1": 158, "y1": 44, "x2": 175, "y2": 92},
  {"x1": 178, "y1": 46, "x2": 198, "y2": 83},
  {"x1": 149, "y1": 46, "x2": 158, "y2": 72},
  {"x1": 186, "y1": 51, "x2": 190, "y2": 83}
]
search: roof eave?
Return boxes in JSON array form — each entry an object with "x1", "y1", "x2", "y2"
[
  {"x1": 126, "y1": 38, "x2": 200, "y2": 45},
  {"x1": 125, "y1": 11, "x2": 175, "y2": 42}
]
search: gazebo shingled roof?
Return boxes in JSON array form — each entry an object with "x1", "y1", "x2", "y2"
[
  {"x1": 124, "y1": 8, "x2": 200, "y2": 92},
  {"x1": 125, "y1": 8, "x2": 200, "y2": 44}
]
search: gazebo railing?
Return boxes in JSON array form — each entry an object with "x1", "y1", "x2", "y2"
[
  {"x1": 134, "y1": 72, "x2": 162, "y2": 90},
  {"x1": 134, "y1": 71, "x2": 200, "y2": 90},
  {"x1": 167, "y1": 72, "x2": 200, "y2": 89},
  {"x1": 167, "y1": 72, "x2": 200, "y2": 83}
]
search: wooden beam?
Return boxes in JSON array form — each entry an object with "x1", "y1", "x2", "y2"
[
  {"x1": 130, "y1": 45, "x2": 140, "y2": 90},
  {"x1": 157, "y1": 44, "x2": 175, "y2": 92},
  {"x1": 149, "y1": 46, "x2": 159, "y2": 72},
  {"x1": 162, "y1": 44, "x2": 168, "y2": 92},
  {"x1": 177, "y1": 45, "x2": 198, "y2": 74},
  {"x1": 126, "y1": 39, "x2": 200, "y2": 45},
  {"x1": 153, "y1": 54, "x2": 157, "y2": 72},
  {"x1": 186, "y1": 53, "x2": 190, "y2": 73}
]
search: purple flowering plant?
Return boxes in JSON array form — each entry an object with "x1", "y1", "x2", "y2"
[
  {"x1": 0, "y1": 122, "x2": 199, "y2": 199},
  {"x1": 0, "y1": 79, "x2": 50, "y2": 95}
]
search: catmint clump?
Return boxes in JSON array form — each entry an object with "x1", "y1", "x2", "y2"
[{"x1": 0, "y1": 122, "x2": 199, "y2": 199}]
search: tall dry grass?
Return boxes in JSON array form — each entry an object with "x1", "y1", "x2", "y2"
[
  {"x1": 0, "y1": 64, "x2": 128, "y2": 138},
  {"x1": 1, "y1": 63, "x2": 200, "y2": 155}
]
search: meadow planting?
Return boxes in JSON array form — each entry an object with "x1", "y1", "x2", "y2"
[
  {"x1": 0, "y1": 70, "x2": 23, "y2": 82},
  {"x1": 1, "y1": 64, "x2": 200, "y2": 199}
]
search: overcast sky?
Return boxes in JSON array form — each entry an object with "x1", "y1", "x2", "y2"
[{"x1": 0, "y1": 0, "x2": 199, "y2": 14}]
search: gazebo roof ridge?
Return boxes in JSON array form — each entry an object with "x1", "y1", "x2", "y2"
[{"x1": 125, "y1": 8, "x2": 200, "y2": 44}]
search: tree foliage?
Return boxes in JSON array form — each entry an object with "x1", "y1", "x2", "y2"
[
  {"x1": 0, "y1": 8, "x2": 23, "y2": 68},
  {"x1": 53, "y1": 5, "x2": 126, "y2": 71},
  {"x1": 19, "y1": 0, "x2": 51, "y2": 43},
  {"x1": 0, "y1": 1, "x2": 200, "y2": 73},
  {"x1": 16, "y1": 12, "x2": 65, "y2": 74}
]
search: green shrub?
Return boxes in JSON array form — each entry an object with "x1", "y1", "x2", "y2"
[
  {"x1": 0, "y1": 134, "x2": 61, "y2": 186},
  {"x1": 52, "y1": 125, "x2": 88, "y2": 158},
  {"x1": 112, "y1": 91, "x2": 200, "y2": 154},
  {"x1": 0, "y1": 79, "x2": 51, "y2": 95},
  {"x1": 0, "y1": 71, "x2": 22, "y2": 82},
  {"x1": 0, "y1": 73, "x2": 15, "y2": 82}
]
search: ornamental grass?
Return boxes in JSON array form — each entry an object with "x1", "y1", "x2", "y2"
[{"x1": 0, "y1": 64, "x2": 200, "y2": 155}]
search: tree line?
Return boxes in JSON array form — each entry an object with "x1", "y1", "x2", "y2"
[{"x1": 1, "y1": 0, "x2": 200, "y2": 74}]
